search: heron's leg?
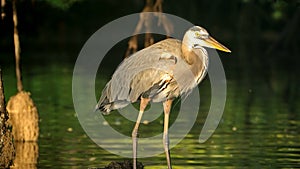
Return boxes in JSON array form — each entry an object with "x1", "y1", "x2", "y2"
[
  {"x1": 132, "y1": 97, "x2": 150, "y2": 169},
  {"x1": 163, "y1": 99, "x2": 173, "y2": 169}
]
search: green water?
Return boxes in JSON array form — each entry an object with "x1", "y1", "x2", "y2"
[{"x1": 2, "y1": 50, "x2": 299, "y2": 169}]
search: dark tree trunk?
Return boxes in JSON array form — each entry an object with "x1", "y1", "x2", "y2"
[{"x1": 0, "y1": 68, "x2": 15, "y2": 168}]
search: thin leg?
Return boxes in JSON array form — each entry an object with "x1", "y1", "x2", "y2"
[
  {"x1": 163, "y1": 99, "x2": 173, "y2": 169},
  {"x1": 132, "y1": 97, "x2": 150, "y2": 169}
]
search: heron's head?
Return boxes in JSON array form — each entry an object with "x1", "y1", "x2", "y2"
[{"x1": 183, "y1": 26, "x2": 231, "y2": 53}]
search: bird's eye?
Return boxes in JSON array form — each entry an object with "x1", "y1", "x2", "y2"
[{"x1": 195, "y1": 31, "x2": 200, "y2": 37}]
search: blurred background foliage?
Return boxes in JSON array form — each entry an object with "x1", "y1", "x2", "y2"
[
  {"x1": 44, "y1": 0, "x2": 83, "y2": 9},
  {"x1": 1, "y1": 0, "x2": 298, "y2": 100}
]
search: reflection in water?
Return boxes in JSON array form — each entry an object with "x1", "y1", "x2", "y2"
[{"x1": 11, "y1": 142, "x2": 38, "y2": 169}]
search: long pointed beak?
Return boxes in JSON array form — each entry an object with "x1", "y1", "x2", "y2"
[{"x1": 204, "y1": 36, "x2": 231, "y2": 53}]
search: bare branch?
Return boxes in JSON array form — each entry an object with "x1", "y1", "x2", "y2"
[
  {"x1": 1, "y1": 0, "x2": 5, "y2": 19},
  {"x1": 124, "y1": 0, "x2": 173, "y2": 58},
  {"x1": 12, "y1": 0, "x2": 23, "y2": 92}
]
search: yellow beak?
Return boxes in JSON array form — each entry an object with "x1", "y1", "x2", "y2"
[{"x1": 204, "y1": 36, "x2": 231, "y2": 53}]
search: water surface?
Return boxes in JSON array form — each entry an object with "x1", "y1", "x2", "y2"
[{"x1": 2, "y1": 51, "x2": 299, "y2": 168}]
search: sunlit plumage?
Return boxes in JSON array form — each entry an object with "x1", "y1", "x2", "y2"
[{"x1": 95, "y1": 26, "x2": 231, "y2": 169}]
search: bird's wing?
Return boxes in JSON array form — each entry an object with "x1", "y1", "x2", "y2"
[{"x1": 108, "y1": 38, "x2": 191, "y2": 102}]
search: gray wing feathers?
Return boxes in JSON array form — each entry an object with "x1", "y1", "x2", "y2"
[
  {"x1": 97, "y1": 39, "x2": 198, "y2": 112},
  {"x1": 110, "y1": 39, "x2": 181, "y2": 101}
]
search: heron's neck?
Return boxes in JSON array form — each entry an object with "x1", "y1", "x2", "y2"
[{"x1": 181, "y1": 39, "x2": 208, "y2": 84}]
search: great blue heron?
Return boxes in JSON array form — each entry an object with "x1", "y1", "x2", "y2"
[{"x1": 95, "y1": 26, "x2": 231, "y2": 169}]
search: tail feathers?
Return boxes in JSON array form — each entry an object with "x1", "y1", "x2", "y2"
[
  {"x1": 95, "y1": 81, "x2": 130, "y2": 115},
  {"x1": 95, "y1": 99, "x2": 130, "y2": 115},
  {"x1": 95, "y1": 97, "x2": 112, "y2": 115},
  {"x1": 95, "y1": 81, "x2": 113, "y2": 115}
]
